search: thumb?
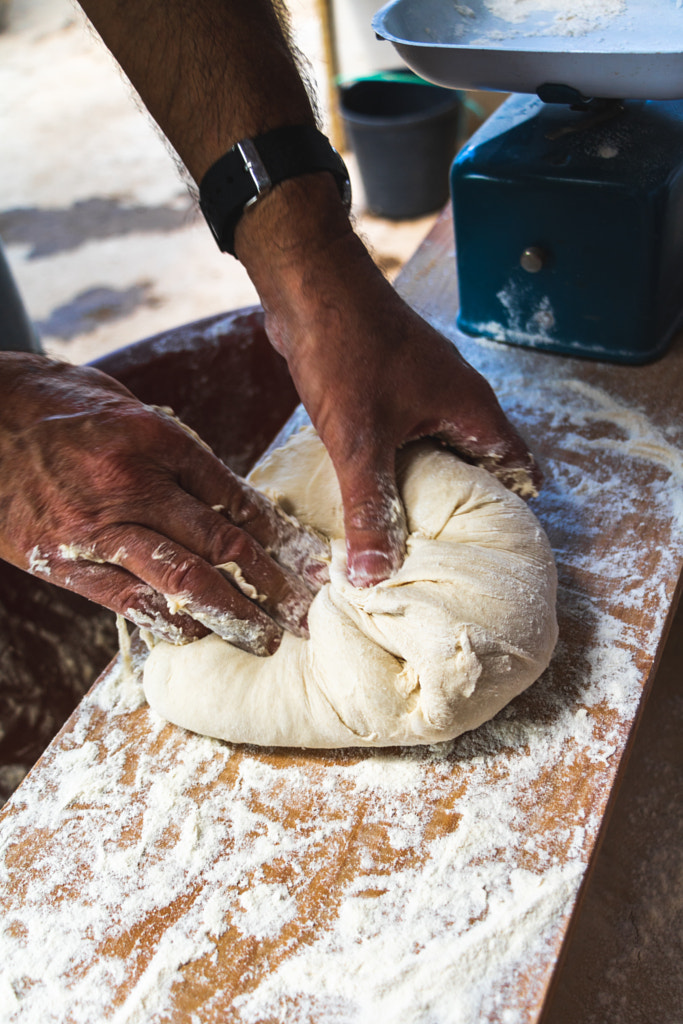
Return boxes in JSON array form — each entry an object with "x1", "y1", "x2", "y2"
[{"x1": 337, "y1": 454, "x2": 407, "y2": 588}]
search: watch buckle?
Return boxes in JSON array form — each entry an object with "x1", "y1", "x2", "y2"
[{"x1": 237, "y1": 138, "x2": 272, "y2": 207}]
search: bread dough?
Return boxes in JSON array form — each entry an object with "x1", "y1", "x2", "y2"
[{"x1": 143, "y1": 429, "x2": 558, "y2": 748}]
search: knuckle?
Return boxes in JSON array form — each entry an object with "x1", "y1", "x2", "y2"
[
  {"x1": 201, "y1": 518, "x2": 246, "y2": 567},
  {"x1": 215, "y1": 523, "x2": 259, "y2": 568},
  {"x1": 118, "y1": 578, "x2": 154, "y2": 613},
  {"x1": 162, "y1": 558, "x2": 203, "y2": 595},
  {"x1": 225, "y1": 485, "x2": 266, "y2": 530}
]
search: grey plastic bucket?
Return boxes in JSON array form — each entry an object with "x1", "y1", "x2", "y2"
[{"x1": 340, "y1": 74, "x2": 461, "y2": 219}]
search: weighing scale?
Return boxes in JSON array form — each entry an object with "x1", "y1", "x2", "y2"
[{"x1": 373, "y1": 0, "x2": 683, "y2": 363}]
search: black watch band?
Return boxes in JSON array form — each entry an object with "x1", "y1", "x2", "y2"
[{"x1": 199, "y1": 125, "x2": 352, "y2": 257}]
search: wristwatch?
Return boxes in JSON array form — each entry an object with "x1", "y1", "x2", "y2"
[{"x1": 199, "y1": 125, "x2": 352, "y2": 257}]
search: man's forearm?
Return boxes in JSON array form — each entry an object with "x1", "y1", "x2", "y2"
[
  {"x1": 78, "y1": 0, "x2": 356, "y2": 357},
  {"x1": 79, "y1": 0, "x2": 317, "y2": 183}
]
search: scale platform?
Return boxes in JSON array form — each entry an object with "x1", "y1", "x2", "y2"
[
  {"x1": 372, "y1": 0, "x2": 683, "y2": 100},
  {"x1": 374, "y1": 0, "x2": 683, "y2": 363}
]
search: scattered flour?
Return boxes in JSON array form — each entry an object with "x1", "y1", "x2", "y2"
[
  {"x1": 481, "y1": 0, "x2": 626, "y2": 37},
  {"x1": 0, "y1": 667, "x2": 601, "y2": 1024}
]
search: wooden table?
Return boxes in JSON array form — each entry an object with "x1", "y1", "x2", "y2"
[{"x1": 1, "y1": 209, "x2": 682, "y2": 1024}]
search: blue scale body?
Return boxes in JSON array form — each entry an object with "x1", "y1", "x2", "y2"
[{"x1": 451, "y1": 94, "x2": 683, "y2": 363}]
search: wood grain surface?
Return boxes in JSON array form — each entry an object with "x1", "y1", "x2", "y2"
[{"x1": 0, "y1": 209, "x2": 681, "y2": 1024}]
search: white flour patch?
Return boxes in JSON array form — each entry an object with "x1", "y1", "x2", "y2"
[{"x1": 481, "y1": 0, "x2": 626, "y2": 37}]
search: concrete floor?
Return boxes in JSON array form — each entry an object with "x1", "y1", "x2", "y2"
[{"x1": 1, "y1": 0, "x2": 437, "y2": 364}]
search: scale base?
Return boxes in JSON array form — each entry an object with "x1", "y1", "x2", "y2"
[{"x1": 451, "y1": 95, "x2": 683, "y2": 364}]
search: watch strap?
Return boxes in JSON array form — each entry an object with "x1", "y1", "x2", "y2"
[{"x1": 199, "y1": 125, "x2": 352, "y2": 257}]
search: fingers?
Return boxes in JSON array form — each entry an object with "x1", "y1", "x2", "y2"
[
  {"x1": 33, "y1": 557, "x2": 209, "y2": 646},
  {"x1": 237, "y1": 483, "x2": 331, "y2": 589},
  {"x1": 334, "y1": 452, "x2": 407, "y2": 589},
  {"x1": 410, "y1": 344, "x2": 542, "y2": 498},
  {"x1": 131, "y1": 487, "x2": 319, "y2": 635},
  {"x1": 36, "y1": 528, "x2": 295, "y2": 655},
  {"x1": 90, "y1": 519, "x2": 318, "y2": 651},
  {"x1": 170, "y1": 442, "x2": 330, "y2": 590},
  {"x1": 432, "y1": 400, "x2": 542, "y2": 498},
  {"x1": 34, "y1": 527, "x2": 300, "y2": 655},
  {"x1": 129, "y1": 523, "x2": 314, "y2": 641},
  {"x1": 469, "y1": 446, "x2": 541, "y2": 499}
]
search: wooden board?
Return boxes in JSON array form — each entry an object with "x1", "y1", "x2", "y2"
[{"x1": 0, "y1": 209, "x2": 682, "y2": 1023}]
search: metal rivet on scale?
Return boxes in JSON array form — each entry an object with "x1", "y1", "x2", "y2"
[{"x1": 520, "y1": 247, "x2": 546, "y2": 273}]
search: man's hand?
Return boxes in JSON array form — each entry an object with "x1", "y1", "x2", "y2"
[
  {"x1": 237, "y1": 176, "x2": 540, "y2": 587},
  {"x1": 0, "y1": 354, "x2": 328, "y2": 651}
]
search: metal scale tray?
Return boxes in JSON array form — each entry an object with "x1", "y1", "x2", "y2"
[{"x1": 373, "y1": 0, "x2": 683, "y2": 100}]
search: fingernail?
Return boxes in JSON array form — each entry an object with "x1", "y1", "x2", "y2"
[
  {"x1": 190, "y1": 607, "x2": 282, "y2": 656},
  {"x1": 216, "y1": 620, "x2": 282, "y2": 657},
  {"x1": 216, "y1": 620, "x2": 282, "y2": 656},
  {"x1": 348, "y1": 550, "x2": 397, "y2": 588}
]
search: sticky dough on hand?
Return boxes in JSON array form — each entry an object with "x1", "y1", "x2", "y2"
[{"x1": 143, "y1": 429, "x2": 558, "y2": 748}]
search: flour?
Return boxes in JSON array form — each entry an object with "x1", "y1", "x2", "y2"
[
  {"x1": 0, "y1": 661, "x2": 604, "y2": 1024},
  {"x1": 481, "y1": 0, "x2": 626, "y2": 37},
  {"x1": 492, "y1": 284, "x2": 558, "y2": 347},
  {"x1": 26, "y1": 545, "x2": 51, "y2": 577}
]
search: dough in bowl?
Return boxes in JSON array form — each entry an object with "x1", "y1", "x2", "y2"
[{"x1": 143, "y1": 429, "x2": 558, "y2": 748}]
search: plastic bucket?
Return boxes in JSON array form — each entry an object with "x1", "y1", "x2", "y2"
[{"x1": 339, "y1": 74, "x2": 461, "y2": 219}]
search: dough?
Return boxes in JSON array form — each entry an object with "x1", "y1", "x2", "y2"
[{"x1": 143, "y1": 429, "x2": 558, "y2": 748}]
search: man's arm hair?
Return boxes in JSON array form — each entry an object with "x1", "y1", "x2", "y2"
[{"x1": 79, "y1": 0, "x2": 317, "y2": 184}]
